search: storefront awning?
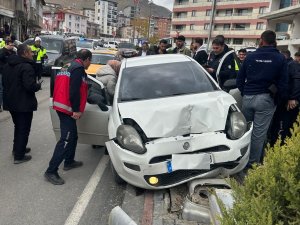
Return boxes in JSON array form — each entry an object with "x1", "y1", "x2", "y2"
[{"x1": 0, "y1": 8, "x2": 15, "y2": 18}]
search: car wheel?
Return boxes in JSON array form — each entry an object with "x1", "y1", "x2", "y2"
[{"x1": 110, "y1": 161, "x2": 126, "y2": 185}]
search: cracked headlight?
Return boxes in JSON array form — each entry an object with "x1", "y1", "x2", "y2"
[
  {"x1": 116, "y1": 125, "x2": 146, "y2": 154},
  {"x1": 226, "y1": 107, "x2": 247, "y2": 140}
]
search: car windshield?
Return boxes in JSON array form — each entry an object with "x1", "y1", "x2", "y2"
[
  {"x1": 119, "y1": 61, "x2": 217, "y2": 102},
  {"x1": 40, "y1": 39, "x2": 63, "y2": 54},
  {"x1": 91, "y1": 54, "x2": 115, "y2": 65},
  {"x1": 76, "y1": 41, "x2": 93, "y2": 48},
  {"x1": 118, "y1": 43, "x2": 135, "y2": 49}
]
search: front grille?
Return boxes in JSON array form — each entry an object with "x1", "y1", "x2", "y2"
[{"x1": 149, "y1": 145, "x2": 230, "y2": 164}]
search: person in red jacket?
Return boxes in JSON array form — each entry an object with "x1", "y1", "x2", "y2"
[{"x1": 45, "y1": 49, "x2": 92, "y2": 185}]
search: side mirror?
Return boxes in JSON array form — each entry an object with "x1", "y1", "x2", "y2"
[{"x1": 223, "y1": 79, "x2": 237, "y2": 92}]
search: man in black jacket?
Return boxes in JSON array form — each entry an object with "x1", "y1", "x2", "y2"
[
  {"x1": 0, "y1": 39, "x2": 15, "y2": 111},
  {"x1": 206, "y1": 38, "x2": 236, "y2": 87},
  {"x1": 192, "y1": 38, "x2": 208, "y2": 66},
  {"x1": 2, "y1": 44, "x2": 41, "y2": 164},
  {"x1": 237, "y1": 30, "x2": 288, "y2": 167}
]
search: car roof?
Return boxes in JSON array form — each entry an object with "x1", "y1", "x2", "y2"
[
  {"x1": 124, "y1": 54, "x2": 191, "y2": 68},
  {"x1": 25, "y1": 35, "x2": 75, "y2": 42},
  {"x1": 91, "y1": 49, "x2": 117, "y2": 55}
]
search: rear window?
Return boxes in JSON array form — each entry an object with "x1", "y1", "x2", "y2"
[
  {"x1": 91, "y1": 53, "x2": 115, "y2": 65},
  {"x1": 119, "y1": 61, "x2": 217, "y2": 102}
]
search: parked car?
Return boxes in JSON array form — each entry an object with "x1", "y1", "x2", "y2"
[
  {"x1": 50, "y1": 54, "x2": 252, "y2": 189},
  {"x1": 23, "y1": 35, "x2": 77, "y2": 76},
  {"x1": 117, "y1": 42, "x2": 137, "y2": 59},
  {"x1": 76, "y1": 40, "x2": 95, "y2": 51},
  {"x1": 103, "y1": 41, "x2": 119, "y2": 49},
  {"x1": 85, "y1": 49, "x2": 118, "y2": 76}
]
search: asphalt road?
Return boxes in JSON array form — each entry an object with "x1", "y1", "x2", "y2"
[{"x1": 0, "y1": 77, "x2": 137, "y2": 225}]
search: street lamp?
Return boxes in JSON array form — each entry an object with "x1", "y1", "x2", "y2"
[{"x1": 147, "y1": 0, "x2": 153, "y2": 40}]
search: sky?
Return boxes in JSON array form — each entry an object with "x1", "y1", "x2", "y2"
[{"x1": 152, "y1": 0, "x2": 174, "y2": 11}]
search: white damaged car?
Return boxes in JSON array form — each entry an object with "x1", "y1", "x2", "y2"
[{"x1": 50, "y1": 54, "x2": 252, "y2": 189}]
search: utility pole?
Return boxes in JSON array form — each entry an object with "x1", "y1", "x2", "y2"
[
  {"x1": 147, "y1": 0, "x2": 153, "y2": 40},
  {"x1": 207, "y1": 0, "x2": 217, "y2": 52},
  {"x1": 132, "y1": 0, "x2": 139, "y2": 44}
]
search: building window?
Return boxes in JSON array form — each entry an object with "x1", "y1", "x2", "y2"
[
  {"x1": 224, "y1": 38, "x2": 231, "y2": 44},
  {"x1": 234, "y1": 24, "x2": 246, "y2": 30},
  {"x1": 206, "y1": 10, "x2": 212, "y2": 16},
  {"x1": 236, "y1": 8, "x2": 250, "y2": 16},
  {"x1": 223, "y1": 24, "x2": 230, "y2": 30},
  {"x1": 280, "y1": 0, "x2": 292, "y2": 9},
  {"x1": 193, "y1": 0, "x2": 198, "y2": 2},
  {"x1": 190, "y1": 24, "x2": 195, "y2": 30},
  {"x1": 69, "y1": 15, "x2": 72, "y2": 19},
  {"x1": 192, "y1": 10, "x2": 196, "y2": 17},
  {"x1": 233, "y1": 38, "x2": 243, "y2": 45},
  {"x1": 225, "y1": 9, "x2": 232, "y2": 16},
  {"x1": 275, "y1": 23, "x2": 289, "y2": 32},
  {"x1": 204, "y1": 23, "x2": 210, "y2": 30},
  {"x1": 69, "y1": 22, "x2": 71, "y2": 26},
  {"x1": 256, "y1": 22, "x2": 264, "y2": 30},
  {"x1": 259, "y1": 7, "x2": 267, "y2": 14}
]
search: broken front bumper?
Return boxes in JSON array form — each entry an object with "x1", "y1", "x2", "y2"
[{"x1": 106, "y1": 124, "x2": 252, "y2": 189}]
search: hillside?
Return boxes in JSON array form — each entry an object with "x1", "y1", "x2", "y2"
[{"x1": 45, "y1": 0, "x2": 172, "y2": 18}]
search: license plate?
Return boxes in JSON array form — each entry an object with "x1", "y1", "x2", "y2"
[{"x1": 167, "y1": 153, "x2": 211, "y2": 172}]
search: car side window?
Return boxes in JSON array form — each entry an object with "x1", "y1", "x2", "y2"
[{"x1": 87, "y1": 78, "x2": 110, "y2": 108}]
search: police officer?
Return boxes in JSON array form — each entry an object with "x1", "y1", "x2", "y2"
[{"x1": 30, "y1": 37, "x2": 47, "y2": 80}]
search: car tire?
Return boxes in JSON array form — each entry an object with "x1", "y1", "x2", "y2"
[{"x1": 110, "y1": 161, "x2": 126, "y2": 185}]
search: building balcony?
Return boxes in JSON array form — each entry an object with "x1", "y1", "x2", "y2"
[{"x1": 259, "y1": 4, "x2": 300, "y2": 21}]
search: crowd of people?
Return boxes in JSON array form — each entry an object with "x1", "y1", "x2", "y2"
[{"x1": 0, "y1": 29, "x2": 299, "y2": 185}]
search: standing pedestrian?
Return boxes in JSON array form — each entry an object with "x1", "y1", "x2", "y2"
[
  {"x1": 137, "y1": 42, "x2": 152, "y2": 56},
  {"x1": 237, "y1": 30, "x2": 288, "y2": 168},
  {"x1": 237, "y1": 49, "x2": 247, "y2": 64},
  {"x1": 281, "y1": 50, "x2": 294, "y2": 65},
  {"x1": 206, "y1": 38, "x2": 236, "y2": 87},
  {"x1": 44, "y1": 49, "x2": 92, "y2": 185},
  {"x1": 172, "y1": 35, "x2": 191, "y2": 56},
  {"x1": 0, "y1": 39, "x2": 16, "y2": 112},
  {"x1": 192, "y1": 38, "x2": 208, "y2": 66},
  {"x1": 271, "y1": 51, "x2": 300, "y2": 144},
  {"x1": 2, "y1": 44, "x2": 42, "y2": 164},
  {"x1": 155, "y1": 39, "x2": 168, "y2": 54},
  {"x1": 30, "y1": 37, "x2": 47, "y2": 80}
]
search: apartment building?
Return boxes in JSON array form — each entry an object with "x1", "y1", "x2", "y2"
[
  {"x1": 95, "y1": 0, "x2": 118, "y2": 37},
  {"x1": 83, "y1": 7, "x2": 95, "y2": 23},
  {"x1": 0, "y1": 0, "x2": 45, "y2": 40},
  {"x1": 171, "y1": 0, "x2": 269, "y2": 49},
  {"x1": 260, "y1": 0, "x2": 300, "y2": 55},
  {"x1": 43, "y1": 8, "x2": 88, "y2": 35}
]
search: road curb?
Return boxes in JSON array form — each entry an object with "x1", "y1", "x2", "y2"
[
  {"x1": 141, "y1": 191, "x2": 154, "y2": 225},
  {"x1": 121, "y1": 184, "x2": 145, "y2": 224}
]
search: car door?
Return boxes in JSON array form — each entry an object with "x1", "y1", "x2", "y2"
[{"x1": 50, "y1": 71, "x2": 111, "y2": 146}]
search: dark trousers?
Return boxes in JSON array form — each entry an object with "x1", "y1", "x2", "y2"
[
  {"x1": 10, "y1": 111, "x2": 33, "y2": 160},
  {"x1": 270, "y1": 105, "x2": 299, "y2": 145},
  {"x1": 46, "y1": 111, "x2": 78, "y2": 174},
  {"x1": 34, "y1": 63, "x2": 43, "y2": 80}
]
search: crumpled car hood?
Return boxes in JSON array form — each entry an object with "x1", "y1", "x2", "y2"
[{"x1": 117, "y1": 91, "x2": 236, "y2": 138}]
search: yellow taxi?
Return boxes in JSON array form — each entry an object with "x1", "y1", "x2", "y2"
[{"x1": 86, "y1": 49, "x2": 118, "y2": 76}]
